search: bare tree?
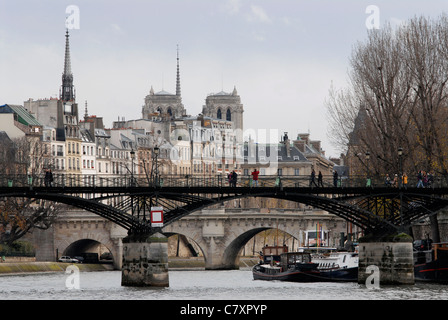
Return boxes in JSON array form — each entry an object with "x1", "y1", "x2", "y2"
[
  {"x1": 326, "y1": 15, "x2": 448, "y2": 177},
  {"x1": 0, "y1": 136, "x2": 62, "y2": 246},
  {"x1": 402, "y1": 16, "x2": 448, "y2": 175}
]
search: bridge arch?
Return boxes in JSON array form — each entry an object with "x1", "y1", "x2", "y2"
[
  {"x1": 162, "y1": 208, "x2": 343, "y2": 270},
  {"x1": 63, "y1": 239, "x2": 114, "y2": 263}
]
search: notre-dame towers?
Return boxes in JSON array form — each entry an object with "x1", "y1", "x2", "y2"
[{"x1": 141, "y1": 48, "x2": 244, "y2": 143}]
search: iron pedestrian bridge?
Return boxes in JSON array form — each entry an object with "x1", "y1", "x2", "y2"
[{"x1": 1, "y1": 173, "x2": 448, "y2": 236}]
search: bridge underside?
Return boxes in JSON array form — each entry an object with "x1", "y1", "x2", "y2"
[{"x1": 1, "y1": 186, "x2": 448, "y2": 236}]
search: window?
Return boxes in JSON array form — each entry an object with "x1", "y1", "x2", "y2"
[
  {"x1": 278, "y1": 168, "x2": 283, "y2": 176},
  {"x1": 226, "y1": 109, "x2": 231, "y2": 121},
  {"x1": 217, "y1": 109, "x2": 222, "y2": 119},
  {"x1": 294, "y1": 168, "x2": 300, "y2": 176}
]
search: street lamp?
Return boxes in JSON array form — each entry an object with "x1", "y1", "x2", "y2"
[
  {"x1": 398, "y1": 147, "x2": 404, "y2": 226},
  {"x1": 398, "y1": 147, "x2": 403, "y2": 188},
  {"x1": 366, "y1": 151, "x2": 371, "y2": 187},
  {"x1": 153, "y1": 147, "x2": 160, "y2": 187},
  {"x1": 130, "y1": 149, "x2": 135, "y2": 186}
]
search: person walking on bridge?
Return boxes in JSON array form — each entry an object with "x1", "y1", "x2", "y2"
[
  {"x1": 417, "y1": 171, "x2": 424, "y2": 188},
  {"x1": 333, "y1": 170, "x2": 338, "y2": 187},
  {"x1": 251, "y1": 168, "x2": 259, "y2": 187},
  {"x1": 231, "y1": 170, "x2": 238, "y2": 187},
  {"x1": 310, "y1": 169, "x2": 317, "y2": 187},
  {"x1": 318, "y1": 171, "x2": 324, "y2": 187}
]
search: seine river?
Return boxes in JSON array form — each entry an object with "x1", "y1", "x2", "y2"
[{"x1": 1, "y1": 269, "x2": 448, "y2": 301}]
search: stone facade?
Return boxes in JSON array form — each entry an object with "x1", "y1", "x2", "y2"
[
  {"x1": 121, "y1": 233, "x2": 169, "y2": 287},
  {"x1": 358, "y1": 239, "x2": 414, "y2": 285}
]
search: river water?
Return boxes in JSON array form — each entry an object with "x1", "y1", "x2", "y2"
[{"x1": 1, "y1": 269, "x2": 448, "y2": 301}]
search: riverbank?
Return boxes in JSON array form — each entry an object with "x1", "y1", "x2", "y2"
[
  {"x1": 168, "y1": 257, "x2": 259, "y2": 270},
  {"x1": 0, "y1": 262, "x2": 114, "y2": 275},
  {"x1": 0, "y1": 257, "x2": 260, "y2": 275}
]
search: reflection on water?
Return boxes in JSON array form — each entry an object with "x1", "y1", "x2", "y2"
[{"x1": 1, "y1": 270, "x2": 448, "y2": 300}]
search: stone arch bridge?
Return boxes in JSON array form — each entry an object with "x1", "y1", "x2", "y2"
[{"x1": 40, "y1": 207, "x2": 346, "y2": 270}]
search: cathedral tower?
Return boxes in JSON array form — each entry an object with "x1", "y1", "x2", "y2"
[
  {"x1": 142, "y1": 46, "x2": 185, "y2": 120},
  {"x1": 202, "y1": 86, "x2": 244, "y2": 142}
]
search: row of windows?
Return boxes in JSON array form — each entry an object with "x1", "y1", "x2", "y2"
[
  {"x1": 83, "y1": 145, "x2": 95, "y2": 156},
  {"x1": 193, "y1": 162, "x2": 215, "y2": 173}
]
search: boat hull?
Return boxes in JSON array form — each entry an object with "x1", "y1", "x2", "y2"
[
  {"x1": 413, "y1": 245, "x2": 448, "y2": 283},
  {"x1": 252, "y1": 268, "x2": 321, "y2": 282},
  {"x1": 414, "y1": 263, "x2": 448, "y2": 283},
  {"x1": 317, "y1": 267, "x2": 358, "y2": 282}
]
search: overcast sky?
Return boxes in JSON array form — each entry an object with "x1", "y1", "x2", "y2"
[{"x1": 1, "y1": 0, "x2": 447, "y2": 158}]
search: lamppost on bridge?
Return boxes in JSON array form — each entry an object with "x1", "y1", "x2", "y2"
[
  {"x1": 152, "y1": 146, "x2": 160, "y2": 187},
  {"x1": 130, "y1": 148, "x2": 135, "y2": 187},
  {"x1": 398, "y1": 147, "x2": 403, "y2": 189},
  {"x1": 366, "y1": 151, "x2": 371, "y2": 187}
]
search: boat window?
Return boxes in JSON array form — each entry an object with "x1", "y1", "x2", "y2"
[{"x1": 343, "y1": 255, "x2": 346, "y2": 263}]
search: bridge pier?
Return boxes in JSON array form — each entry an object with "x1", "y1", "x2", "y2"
[
  {"x1": 358, "y1": 233, "x2": 414, "y2": 286},
  {"x1": 121, "y1": 232, "x2": 169, "y2": 287}
]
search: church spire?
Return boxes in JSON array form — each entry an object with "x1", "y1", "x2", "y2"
[
  {"x1": 176, "y1": 45, "x2": 181, "y2": 97},
  {"x1": 60, "y1": 29, "x2": 75, "y2": 102},
  {"x1": 84, "y1": 100, "x2": 88, "y2": 120}
]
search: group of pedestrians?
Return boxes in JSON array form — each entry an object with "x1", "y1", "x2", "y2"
[
  {"x1": 309, "y1": 169, "x2": 325, "y2": 187},
  {"x1": 384, "y1": 173, "x2": 408, "y2": 187},
  {"x1": 384, "y1": 170, "x2": 435, "y2": 188},
  {"x1": 310, "y1": 169, "x2": 340, "y2": 187},
  {"x1": 227, "y1": 168, "x2": 261, "y2": 187},
  {"x1": 227, "y1": 170, "x2": 238, "y2": 187},
  {"x1": 416, "y1": 170, "x2": 434, "y2": 188}
]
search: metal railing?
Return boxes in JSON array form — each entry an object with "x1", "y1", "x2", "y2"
[{"x1": 1, "y1": 173, "x2": 448, "y2": 189}]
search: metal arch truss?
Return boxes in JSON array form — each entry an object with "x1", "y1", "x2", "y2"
[{"x1": 2, "y1": 186, "x2": 448, "y2": 236}]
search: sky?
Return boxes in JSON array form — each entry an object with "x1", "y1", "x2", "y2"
[{"x1": 1, "y1": 0, "x2": 447, "y2": 158}]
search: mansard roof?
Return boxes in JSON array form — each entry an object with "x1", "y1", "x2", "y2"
[
  {"x1": 0, "y1": 104, "x2": 42, "y2": 126},
  {"x1": 80, "y1": 128, "x2": 95, "y2": 143}
]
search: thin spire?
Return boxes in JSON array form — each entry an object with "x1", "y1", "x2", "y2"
[
  {"x1": 63, "y1": 29, "x2": 72, "y2": 76},
  {"x1": 84, "y1": 100, "x2": 88, "y2": 120},
  {"x1": 61, "y1": 29, "x2": 75, "y2": 101},
  {"x1": 176, "y1": 44, "x2": 181, "y2": 97}
]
